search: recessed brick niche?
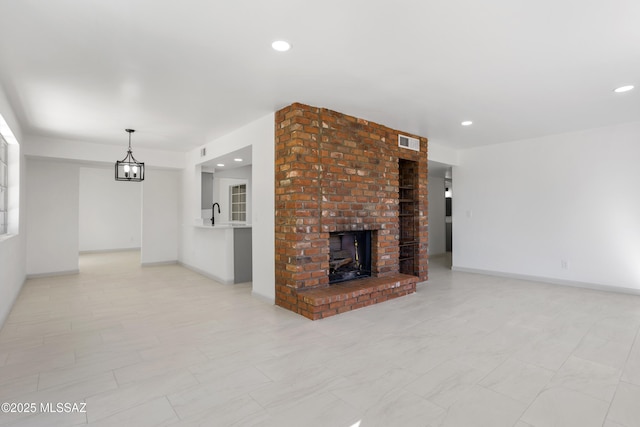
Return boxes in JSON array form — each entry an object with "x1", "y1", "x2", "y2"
[{"x1": 275, "y1": 103, "x2": 428, "y2": 320}]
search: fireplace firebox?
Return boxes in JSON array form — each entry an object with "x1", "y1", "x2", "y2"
[{"x1": 328, "y1": 231, "x2": 372, "y2": 284}]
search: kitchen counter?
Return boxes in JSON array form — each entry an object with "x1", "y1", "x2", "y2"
[
  {"x1": 188, "y1": 221, "x2": 252, "y2": 284},
  {"x1": 194, "y1": 223, "x2": 252, "y2": 229}
]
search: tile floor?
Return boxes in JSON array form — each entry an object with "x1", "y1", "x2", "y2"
[{"x1": 1, "y1": 251, "x2": 640, "y2": 426}]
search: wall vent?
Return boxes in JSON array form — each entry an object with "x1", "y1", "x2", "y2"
[
  {"x1": 200, "y1": 147, "x2": 207, "y2": 157},
  {"x1": 398, "y1": 134, "x2": 420, "y2": 151}
]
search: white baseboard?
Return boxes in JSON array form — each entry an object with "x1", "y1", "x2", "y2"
[
  {"x1": 0, "y1": 276, "x2": 26, "y2": 329},
  {"x1": 428, "y1": 252, "x2": 448, "y2": 257},
  {"x1": 251, "y1": 290, "x2": 275, "y2": 305},
  {"x1": 141, "y1": 260, "x2": 178, "y2": 267},
  {"x1": 26, "y1": 269, "x2": 80, "y2": 279},
  {"x1": 79, "y1": 248, "x2": 140, "y2": 254},
  {"x1": 451, "y1": 266, "x2": 640, "y2": 296},
  {"x1": 177, "y1": 262, "x2": 234, "y2": 285}
]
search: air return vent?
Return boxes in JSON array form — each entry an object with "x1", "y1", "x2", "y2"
[{"x1": 398, "y1": 134, "x2": 419, "y2": 151}]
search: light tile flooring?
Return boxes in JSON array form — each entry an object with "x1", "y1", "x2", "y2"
[{"x1": 1, "y1": 252, "x2": 640, "y2": 426}]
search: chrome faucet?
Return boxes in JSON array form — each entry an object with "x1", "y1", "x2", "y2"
[{"x1": 211, "y1": 203, "x2": 221, "y2": 225}]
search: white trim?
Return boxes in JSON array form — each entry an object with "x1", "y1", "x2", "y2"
[
  {"x1": 178, "y1": 261, "x2": 234, "y2": 285},
  {"x1": 79, "y1": 248, "x2": 140, "y2": 254},
  {"x1": 0, "y1": 114, "x2": 19, "y2": 145},
  {"x1": 26, "y1": 269, "x2": 80, "y2": 279},
  {"x1": 141, "y1": 260, "x2": 178, "y2": 267},
  {"x1": 0, "y1": 135, "x2": 8, "y2": 235},
  {"x1": 0, "y1": 276, "x2": 25, "y2": 329},
  {"x1": 251, "y1": 290, "x2": 275, "y2": 304},
  {"x1": 451, "y1": 266, "x2": 640, "y2": 296}
]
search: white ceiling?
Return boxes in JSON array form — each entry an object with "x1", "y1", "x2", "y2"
[
  {"x1": 428, "y1": 161, "x2": 452, "y2": 179},
  {"x1": 0, "y1": 0, "x2": 638, "y2": 152},
  {"x1": 201, "y1": 145, "x2": 252, "y2": 172}
]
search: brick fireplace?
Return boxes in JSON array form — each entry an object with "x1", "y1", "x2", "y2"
[{"x1": 275, "y1": 103, "x2": 428, "y2": 320}]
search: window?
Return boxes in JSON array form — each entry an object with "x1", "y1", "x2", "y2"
[
  {"x1": 0, "y1": 135, "x2": 7, "y2": 234},
  {"x1": 0, "y1": 113, "x2": 19, "y2": 238},
  {"x1": 230, "y1": 184, "x2": 246, "y2": 222}
]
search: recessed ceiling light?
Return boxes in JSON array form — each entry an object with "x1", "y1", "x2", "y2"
[
  {"x1": 614, "y1": 85, "x2": 634, "y2": 93},
  {"x1": 216, "y1": 163, "x2": 224, "y2": 167},
  {"x1": 234, "y1": 158, "x2": 243, "y2": 162},
  {"x1": 272, "y1": 40, "x2": 291, "y2": 52},
  {"x1": 461, "y1": 121, "x2": 473, "y2": 126}
]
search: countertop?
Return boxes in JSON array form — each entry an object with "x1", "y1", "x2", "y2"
[{"x1": 194, "y1": 223, "x2": 252, "y2": 229}]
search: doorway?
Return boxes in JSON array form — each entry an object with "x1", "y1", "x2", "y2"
[
  {"x1": 78, "y1": 166, "x2": 142, "y2": 258},
  {"x1": 427, "y1": 161, "x2": 453, "y2": 268}
]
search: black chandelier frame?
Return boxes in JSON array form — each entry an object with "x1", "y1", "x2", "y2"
[{"x1": 115, "y1": 129, "x2": 145, "y2": 182}]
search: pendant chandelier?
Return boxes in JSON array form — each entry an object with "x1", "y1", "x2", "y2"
[{"x1": 115, "y1": 129, "x2": 145, "y2": 181}]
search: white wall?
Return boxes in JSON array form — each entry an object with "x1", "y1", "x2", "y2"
[
  {"x1": 181, "y1": 113, "x2": 275, "y2": 301},
  {"x1": 429, "y1": 140, "x2": 460, "y2": 166},
  {"x1": 250, "y1": 116, "x2": 275, "y2": 301},
  {"x1": 23, "y1": 136, "x2": 183, "y2": 274},
  {"x1": 141, "y1": 168, "x2": 180, "y2": 265},
  {"x1": 0, "y1": 85, "x2": 26, "y2": 327},
  {"x1": 453, "y1": 121, "x2": 640, "y2": 292},
  {"x1": 79, "y1": 166, "x2": 141, "y2": 252},
  {"x1": 26, "y1": 159, "x2": 79, "y2": 276},
  {"x1": 427, "y1": 175, "x2": 446, "y2": 255}
]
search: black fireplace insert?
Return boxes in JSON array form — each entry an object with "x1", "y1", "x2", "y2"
[{"x1": 328, "y1": 231, "x2": 372, "y2": 284}]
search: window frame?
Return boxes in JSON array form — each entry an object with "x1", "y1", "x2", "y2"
[
  {"x1": 0, "y1": 113, "x2": 20, "y2": 240},
  {"x1": 0, "y1": 135, "x2": 8, "y2": 235},
  {"x1": 229, "y1": 183, "x2": 247, "y2": 222}
]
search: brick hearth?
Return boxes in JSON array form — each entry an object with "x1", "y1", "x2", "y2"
[
  {"x1": 274, "y1": 103, "x2": 428, "y2": 320},
  {"x1": 296, "y1": 274, "x2": 418, "y2": 320}
]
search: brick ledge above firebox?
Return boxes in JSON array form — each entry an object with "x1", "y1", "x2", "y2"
[{"x1": 294, "y1": 273, "x2": 418, "y2": 320}]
